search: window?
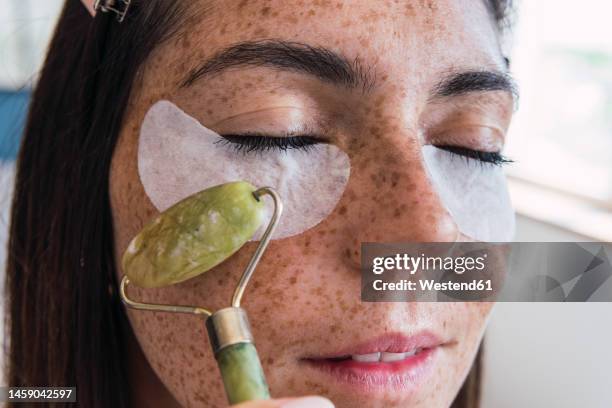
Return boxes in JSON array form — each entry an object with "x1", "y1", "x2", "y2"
[
  {"x1": 0, "y1": 1, "x2": 64, "y2": 88},
  {"x1": 505, "y1": 0, "x2": 612, "y2": 240}
]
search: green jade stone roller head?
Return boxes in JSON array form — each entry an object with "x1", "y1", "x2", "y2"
[{"x1": 120, "y1": 181, "x2": 282, "y2": 405}]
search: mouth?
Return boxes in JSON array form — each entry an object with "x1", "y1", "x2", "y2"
[{"x1": 301, "y1": 332, "x2": 444, "y2": 393}]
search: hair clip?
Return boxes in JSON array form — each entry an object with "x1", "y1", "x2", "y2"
[{"x1": 93, "y1": 0, "x2": 132, "y2": 23}]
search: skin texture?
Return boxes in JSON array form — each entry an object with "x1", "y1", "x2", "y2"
[{"x1": 109, "y1": 1, "x2": 514, "y2": 407}]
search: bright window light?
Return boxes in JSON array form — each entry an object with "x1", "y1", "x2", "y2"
[{"x1": 506, "y1": 0, "x2": 612, "y2": 206}]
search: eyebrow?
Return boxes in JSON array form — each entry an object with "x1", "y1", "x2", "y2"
[
  {"x1": 431, "y1": 70, "x2": 518, "y2": 100},
  {"x1": 180, "y1": 40, "x2": 375, "y2": 91},
  {"x1": 180, "y1": 39, "x2": 517, "y2": 100}
]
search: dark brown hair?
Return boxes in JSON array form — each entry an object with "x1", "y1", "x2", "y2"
[
  {"x1": 5, "y1": 0, "x2": 508, "y2": 406},
  {"x1": 5, "y1": 1, "x2": 185, "y2": 406}
]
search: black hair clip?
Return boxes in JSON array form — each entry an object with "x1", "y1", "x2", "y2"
[{"x1": 94, "y1": 0, "x2": 132, "y2": 23}]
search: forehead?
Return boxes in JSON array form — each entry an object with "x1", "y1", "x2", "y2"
[{"x1": 146, "y1": 0, "x2": 503, "y2": 94}]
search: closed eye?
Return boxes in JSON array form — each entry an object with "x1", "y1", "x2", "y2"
[
  {"x1": 435, "y1": 145, "x2": 513, "y2": 166},
  {"x1": 216, "y1": 135, "x2": 512, "y2": 166},
  {"x1": 216, "y1": 134, "x2": 323, "y2": 153}
]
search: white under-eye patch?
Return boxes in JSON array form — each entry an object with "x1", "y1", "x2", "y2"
[
  {"x1": 138, "y1": 101, "x2": 513, "y2": 243},
  {"x1": 422, "y1": 145, "x2": 515, "y2": 242},
  {"x1": 138, "y1": 100, "x2": 351, "y2": 240}
]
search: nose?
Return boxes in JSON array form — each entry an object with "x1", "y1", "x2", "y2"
[{"x1": 337, "y1": 120, "x2": 460, "y2": 267}]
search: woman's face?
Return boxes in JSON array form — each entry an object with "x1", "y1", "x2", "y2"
[{"x1": 110, "y1": 1, "x2": 514, "y2": 407}]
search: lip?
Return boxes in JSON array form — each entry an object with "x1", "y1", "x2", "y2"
[{"x1": 301, "y1": 332, "x2": 444, "y2": 393}]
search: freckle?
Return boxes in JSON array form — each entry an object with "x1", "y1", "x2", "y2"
[
  {"x1": 338, "y1": 205, "x2": 347, "y2": 215},
  {"x1": 289, "y1": 276, "x2": 297, "y2": 285},
  {"x1": 391, "y1": 171, "x2": 400, "y2": 187},
  {"x1": 254, "y1": 28, "x2": 268, "y2": 36},
  {"x1": 261, "y1": 6, "x2": 271, "y2": 16},
  {"x1": 369, "y1": 125, "x2": 380, "y2": 136},
  {"x1": 266, "y1": 357, "x2": 275, "y2": 365},
  {"x1": 308, "y1": 9, "x2": 316, "y2": 16},
  {"x1": 344, "y1": 248, "x2": 351, "y2": 258}
]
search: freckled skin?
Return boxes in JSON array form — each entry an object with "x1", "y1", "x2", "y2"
[{"x1": 109, "y1": 1, "x2": 513, "y2": 407}]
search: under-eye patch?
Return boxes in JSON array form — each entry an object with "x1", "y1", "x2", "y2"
[{"x1": 138, "y1": 100, "x2": 351, "y2": 240}]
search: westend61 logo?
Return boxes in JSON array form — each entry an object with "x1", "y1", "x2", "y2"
[{"x1": 361, "y1": 242, "x2": 612, "y2": 302}]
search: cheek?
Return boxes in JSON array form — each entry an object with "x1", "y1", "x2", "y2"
[
  {"x1": 122, "y1": 237, "x2": 335, "y2": 406},
  {"x1": 128, "y1": 306, "x2": 226, "y2": 407},
  {"x1": 450, "y1": 302, "x2": 492, "y2": 377},
  {"x1": 422, "y1": 302, "x2": 492, "y2": 407},
  {"x1": 123, "y1": 250, "x2": 252, "y2": 407}
]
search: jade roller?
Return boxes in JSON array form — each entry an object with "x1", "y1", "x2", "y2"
[{"x1": 119, "y1": 181, "x2": 282, "y2": 405}]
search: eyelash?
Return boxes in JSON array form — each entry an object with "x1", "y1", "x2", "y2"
[
  {"x1": 216, "y1": 134, "x2": 322, "y2": 153},
  {"x1": 218, "y1": 134, "x2": 512, "y2": 166},
  {"x1": 436, "y1": 145, "x2": 513, "y2": 166}
]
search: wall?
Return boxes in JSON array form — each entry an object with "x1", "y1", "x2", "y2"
[{"x1": 482, "y1": 216, "x2": 612, "y2": 408}]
